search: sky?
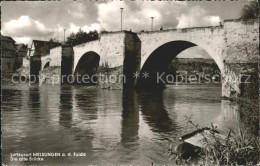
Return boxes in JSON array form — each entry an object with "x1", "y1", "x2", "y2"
[{"x1": 1, "y1": 0, "x2": 250, "y2": 59}]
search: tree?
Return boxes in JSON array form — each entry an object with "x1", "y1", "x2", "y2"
[
  {"x1": 66, "y1": 33, "x2": 76, "y2": 46},
  {"x1": 49, "y1": 38, "x2": 60, "y2": 43},
  {"x1": 240, "y1": 1, "x2": 259, "y2": 19},
  {"x1": 168, "y1": 58, "x2": 180, "y2": 76},
  {"x1": 66, "y1": 29, "x2": 99, "y2": 46}
]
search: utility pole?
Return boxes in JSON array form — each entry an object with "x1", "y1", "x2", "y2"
[
  {"x1": 64, "y1": 29, "x2": 66, "y2": 44},
  {"x1": 120, "y1": 8, "x2": 124, "y2": 31},
  {"x1": 151, "y1": 17, "x2": 154, "y2": 31}
]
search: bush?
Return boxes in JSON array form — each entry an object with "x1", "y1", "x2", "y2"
[{"x1": 240, "y1": 1, "x2": 259, "y2": 20}]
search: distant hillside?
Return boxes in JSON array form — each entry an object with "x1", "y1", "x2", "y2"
[
  {"x1": 174, "y1": 58, "x2": 215, "y2": 64},
  {"x1": 168, "y1": 58, "x2": 220, "y2": 74}
]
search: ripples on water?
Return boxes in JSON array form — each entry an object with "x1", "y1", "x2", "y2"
[{"x1": 1, "y1": 82, "x2": 250, "y2": 165}]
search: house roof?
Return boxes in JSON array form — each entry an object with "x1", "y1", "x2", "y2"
[
  {"x1": 1, "y1": 35, "x2": 16, "y2": 43},
  {"x1": 1, "y1": 35, "x2": 16, "y2": 51},
  {"x1": 32, "y1": 40, "x2": 61, "y2": 57},
  {"x1": 15, "y1": 43, "x2": 28, "y2": 57},
  {"x1": 16, "y1": 43, "x2": 26, "y2": 50},
  {"x1": 16, "y1": 43, "x2": 28, "y2": 52}
]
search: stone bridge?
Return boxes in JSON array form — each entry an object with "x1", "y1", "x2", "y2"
[{"x1": 32, "y1": 19, "x2": 259, "y2": 99}]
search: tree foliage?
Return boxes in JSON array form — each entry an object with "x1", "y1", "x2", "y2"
[
  {"x1": 66, "y1": 29, "x2": 99, "y2": 46},
  {"x1": 240, "y1": 1, "x2": 259, "y2": 19},
  {"x1": 49, "y1": 38, "x2": 60, "y2": 43}
]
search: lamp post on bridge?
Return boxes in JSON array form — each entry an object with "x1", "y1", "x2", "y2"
[
  {"x1": 120, "y1": 8, "x2": 124, "y2": 31},
  {"x1": 151, "y1": 17, "x2": 154, "y2": 31},
  {"x1": 63, "y1": 29, "x2": 66, "y2": 44}
]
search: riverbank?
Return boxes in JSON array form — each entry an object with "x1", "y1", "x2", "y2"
[{"x1": 166, "y1": 118, "x2": 260, "y2": 165}]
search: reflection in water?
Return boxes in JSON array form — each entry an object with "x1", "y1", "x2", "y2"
[
  {"x1": 28, "y1": 87, "x2": 40, "y2": 109},
  {"x1": 2, "y1": 83, "x2": 258, "y2": 164},
  {"x1": 59, "y1": 86, "x2": 73, "y2": 128},
  {"x1": 28, "y1": 86, "x2": 41, "y2": 121},
  {"x1": 74, "y1": 87, "x2": 98, "y2": 121},
  {"x1": 139, "y1": 91, "x2": 176, "y2": 133},
  {"x1": 221, "y1": 100, "x2": 239, "y2": 119},
  {"x1": 2, "y1": 89, "x2": 22, "y2": 112},
  {"x1": 221, "y1": 99, "x2": 259, "y2": 135},
  {"x1": 121, "y1": 90, "x2": 139, "y2": 146}
]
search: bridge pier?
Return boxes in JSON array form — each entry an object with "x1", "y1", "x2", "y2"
[
  {"x1": 59, "y1": 31, "x2": 141, "y2": 88},
  {"x1": 61, "y1": 45, "x2": 74, "y2": 84},
  {"x1": 123, "y1": 32, "x2": 141, "y2": 89},
  {"x1": 30, "y1": 56, "x2": 41, "y2": 82},
  {"x1": 222, "y1": 63, "x2": 258, "y2": 99},
  {"x1": 221, "y1": 19, "x2": 259, "y2": 99}
]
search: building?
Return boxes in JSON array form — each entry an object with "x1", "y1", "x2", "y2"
[
  {"x1": 15, "y1": 43, "x2": 28, "y2": 69},
  {"x1": 30, "y1": 40, "x2": 61, "y2": 57},
  {"x1": 1, "y1": 35, "x2": 17, "y2": 73},
  {"x1": 30, "y1": 40, "x2": 61, "y2": 79},
  {"x1": 1, "y1": 35, "x2": 29, "y2": 75}
]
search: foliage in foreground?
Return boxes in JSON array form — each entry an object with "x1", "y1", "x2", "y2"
[
  {"x1": 240, "y1": 1, "x2": 259, "y2": 20},
  {"x1": 166, "y1": 117, "x2": 260, "y2": 165}
]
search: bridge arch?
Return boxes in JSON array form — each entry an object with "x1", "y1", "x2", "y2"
[
  {"x1": 41, "y1": 56, "x2": 51, "y2": 70},
  {"x1": 141, "y1": 39, "x2": 224, "y2": 73},
  {"x1": 136, "y1": 40, "x2": 223, "y2": 89},
  {"x1": 43, "y1": 61, "x2": 50, "y2": 69},
  {"x1": 73, "y1": 51, "x2": 100, "y2": 84}
]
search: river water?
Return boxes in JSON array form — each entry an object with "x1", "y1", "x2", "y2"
[{"x1": 2, "y1": 82, "x2": 247, "y2": 165}]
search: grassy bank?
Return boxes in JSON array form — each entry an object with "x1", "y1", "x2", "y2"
[{"x1": 166, "y1": 117, "x2": 260, "y2": 165}]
